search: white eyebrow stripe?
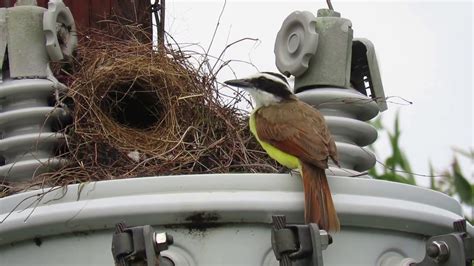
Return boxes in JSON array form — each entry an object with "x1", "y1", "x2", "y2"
[
  {"x1": 262, "y1": 72, "x2": 289, "y2": 85},
  {"x1": 247, "y1": 72, "x2": 289, "y2": 87}
]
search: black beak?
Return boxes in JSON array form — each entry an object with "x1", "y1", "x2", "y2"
[{"x1": 224, "y1": 79, "x2": 253, "y2": 88}]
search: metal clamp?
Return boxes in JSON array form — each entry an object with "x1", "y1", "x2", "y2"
[
  {"x1": 151, "y1": 0, "x2": 165, "y2": 48},
  {"x1": 43, "y1": 0, "x2": 77, "y2": 61},
  {"x1": 412, "y1": 219, "x2": 473, "y2": 266},
  {"x1": 350, "y1": 38, "x2": 387, "y2": 111},
  {"x1": 111, "y1": 222, "x2": 174, "y2": 266},
  {"x1": 271, "y1": 215, "x2": 333, "y2": 266}
]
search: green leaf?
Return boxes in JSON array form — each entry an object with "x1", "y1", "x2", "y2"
[
  {"x1": 394, "y1": 112, "x2": 401, "y2": 138},
  {"x1": 471, "y1": 185, "x2": 474, "y2": 206},
  {"x1": 399, "y1": 150, "x2": 415, "y2": 183},
  {"x1": 376, "y1": 173, "x2": 394, "y2": 182},
  {"x1": 367, "y1": 112, "x2": 473, "y2": 219},
  {"x1": 428, "y1": 161, "x2": 437, "y2": 190},
  {"x1": 371, "y1": 116, "x2": 384, "y2": 130},
  {"x1": 368, "y1": 166, "x2": 378, "y2": 177},
  {"x1": 378, "y1": 173, "x2": 415, "y2": 185},
  {"x1": 452, "y1": 147, "x2": 474, "y2": 160},
  {"x1": 385, "y1": 157, "x2": 395, "y2": 174},
  {"x1": 452, "y1": 157, "x2": 473, "y2": 205}
]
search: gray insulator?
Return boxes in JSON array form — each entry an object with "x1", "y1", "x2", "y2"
[
  {"x1": 274, "y1": 11, "x2": 319, "y2": 77},
  {"x1": 0, "y1": 2, "x2": 75, "y2": 182},
  {"x1": 0, "y1": 9, "x2": 6, "y2": 81},
  {"x1": 296, "y1": 87, "x2": 379, "y2": 174},
  {"x1": 294, "y1": 9, "x2": 353, "y2": 89},
  {"x1": 0, "y1": 79, "x2": 68, "y2": 181},
  {"x1": 5, "y1": 4, "x2": 49, "y2": 79},
  {"x1": 43, "y1": 0, "x2": 78, "y2": 61}
]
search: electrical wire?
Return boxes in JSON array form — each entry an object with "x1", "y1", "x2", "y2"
[{"x1": 326, "y1": 0, "x2": 334, "y2": 11}]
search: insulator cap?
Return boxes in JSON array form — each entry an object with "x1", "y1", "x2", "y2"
[{"x1": 274, "y1": 11, "x2": 319, "y2": 77}]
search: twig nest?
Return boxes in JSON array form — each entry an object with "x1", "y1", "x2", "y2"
[
  {"x1": 59, "y1": 36, "x2": 282, "y2": 181},
  {"x1": 72, "y1": 44, "x2": 210, "y2": 156},
  {"x1": 0, "y1": 29, "x2": 283, "y2": 197}
]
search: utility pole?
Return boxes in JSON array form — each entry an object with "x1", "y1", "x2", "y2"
[
  {"x1": 1, "y1": 0, "x2": 152, "y2": 42},
  {"x1": 151, "y1": 0, "x2": 166, "y2": 48}
]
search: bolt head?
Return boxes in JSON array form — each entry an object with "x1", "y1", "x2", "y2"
[
  {"x1": 426, "y1": 244, "x2": 439, "y2": 257},
  {"x1": 427, "y1": 241, "x2": 449, "y2": 263},
  {"x1": 153, "y1": 232, "x2": 173, "y2": 252},
  {"x1": 319, "y1": 230, "x2": 332, "y2": 250},
  {"x1": 155, "y1": 232, "x2": 167, "y2": 244}
]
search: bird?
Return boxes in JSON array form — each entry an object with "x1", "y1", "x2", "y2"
[{"x1": 224, "y1": 72, "x2": 340, "y2": 231}]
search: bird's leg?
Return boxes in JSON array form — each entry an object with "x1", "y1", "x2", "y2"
[
  {"x1": 278, "y1": 166, "x2": 299, "y2": 177},
  {"x1": 289, "y1": 169, "x2": 300, "y2": 177},
  {"x1": 278, "y1": 166, "x2": 291, "y2": 174}
]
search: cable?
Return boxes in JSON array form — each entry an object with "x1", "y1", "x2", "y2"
[{"x1": 326, "y1": 0, "x2": 334, "y2": 11}]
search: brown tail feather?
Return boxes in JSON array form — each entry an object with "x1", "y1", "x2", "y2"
[{"x1": 301, "y1": 162, "x2": 340, "y2": 231}]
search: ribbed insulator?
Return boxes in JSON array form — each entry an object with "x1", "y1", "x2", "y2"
[
  {"x1": 0, "y1": 78, "x2": 68, "y2": 181},
  {"x1": 297, "y1": 87, "x2": 379, "y2": 175}
]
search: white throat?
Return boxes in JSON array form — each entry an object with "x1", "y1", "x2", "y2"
[{"x1": 247, "y1": 88, "x2": 282, "y2": 108}]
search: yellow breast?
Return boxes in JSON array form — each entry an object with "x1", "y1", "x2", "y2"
[{"x1": 249, "y1": 112, "x2": 300, "y2": 170}]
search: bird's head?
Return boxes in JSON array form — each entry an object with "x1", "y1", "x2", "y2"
[{"x1": 224, "y1": 72, "x2": 295, "y2": 108}]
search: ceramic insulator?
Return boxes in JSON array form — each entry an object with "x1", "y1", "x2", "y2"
[
  {"x1": 297, "y1": 87, "x2": 379, "y2": 176},
  {"x1": 0, "y1": 78, "x2": 68, "y2": 181}
]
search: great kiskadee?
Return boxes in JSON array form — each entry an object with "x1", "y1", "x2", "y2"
[{"x1": 225, "y1": 72, "x2": 340, "y2": 231}]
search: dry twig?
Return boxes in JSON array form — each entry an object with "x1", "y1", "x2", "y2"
[{"x1": 0, "y1": 22, "x2": 282, "y2": 198}]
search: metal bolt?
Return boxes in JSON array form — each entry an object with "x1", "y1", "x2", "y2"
[
  {"x1": 155, "y1": 232, "x2": 173, "y2": 245},
  {"x1": 166, "y1": 233, "x2": 173, "y2": 245},
  {"x1": 319, "y1": 230, "x2": 332, "y2": 250},
  {"x1": 327, "y1": 234, "x2": 333, "y2": 245},
  {"x1": 154, "y1": 232, "x2": 167, "y2": 245},
  {"x1": 427, "y1": 241, "x2": 449, "y2": 262},
  {"x1": 153, "y1": 232, "x2": 174, "y2": 252},
  {"x1": 426, "y1": 244, "x2": 439, "y2": 257}
]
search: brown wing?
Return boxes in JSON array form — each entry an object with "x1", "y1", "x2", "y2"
[{"x1": 255, "y1": 99, "x2": 338, "y2": 169}]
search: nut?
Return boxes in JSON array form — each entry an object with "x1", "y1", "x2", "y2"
[
  {"x1": 155, "y1": 232, "x2": 168, "y2": 245},
  {"x1": 427, "y1": 241, "x2": 449, "y2": 263}
]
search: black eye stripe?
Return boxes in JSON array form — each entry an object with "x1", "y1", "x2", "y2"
[{"x1": 252, "y1": 77, "x2": 292, "y2": 99}]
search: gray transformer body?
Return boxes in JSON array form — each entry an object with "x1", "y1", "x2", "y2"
[{"x1": 0, "y1": 174, "x2": 471, "y2": 265}]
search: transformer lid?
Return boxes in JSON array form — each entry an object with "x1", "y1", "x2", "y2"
[{"x1": 0, "y1": 174, "x2": 469, "y2": 247}]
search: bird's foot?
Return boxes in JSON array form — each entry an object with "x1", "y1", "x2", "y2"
[
  {"x1": 278, "y1": 166, "x2": 291, "y2": 174},
  {"x1": 289, "y1": 169, "x2": 300, "y2": 177}
]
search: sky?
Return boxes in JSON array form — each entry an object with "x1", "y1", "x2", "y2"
[{"x1": 161, "y1": 0, "x2": 473, "y2": 187}]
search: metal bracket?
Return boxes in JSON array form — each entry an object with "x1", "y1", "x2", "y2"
[
  {"x1": 412, "y1": 219, "x2": 473, "y2": 266},
  {"x1": 111, "y1": 222, "x2": 174, "y2": 266},
  {"x1": 271, "y1": 215, "x2": 332, "y2": 266},
  {"x1": 43, "y1": 0, "x2": 78, "y2": 61},
  {"x1": 350, "y1": 38, "x2": 387, "y2": 112},
  {"x1": 151, "y1": 0, "x2": 165, "y2": 48},
  {"x1": 0, "y1": 7, "x2": 7, "y2": 82}
]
